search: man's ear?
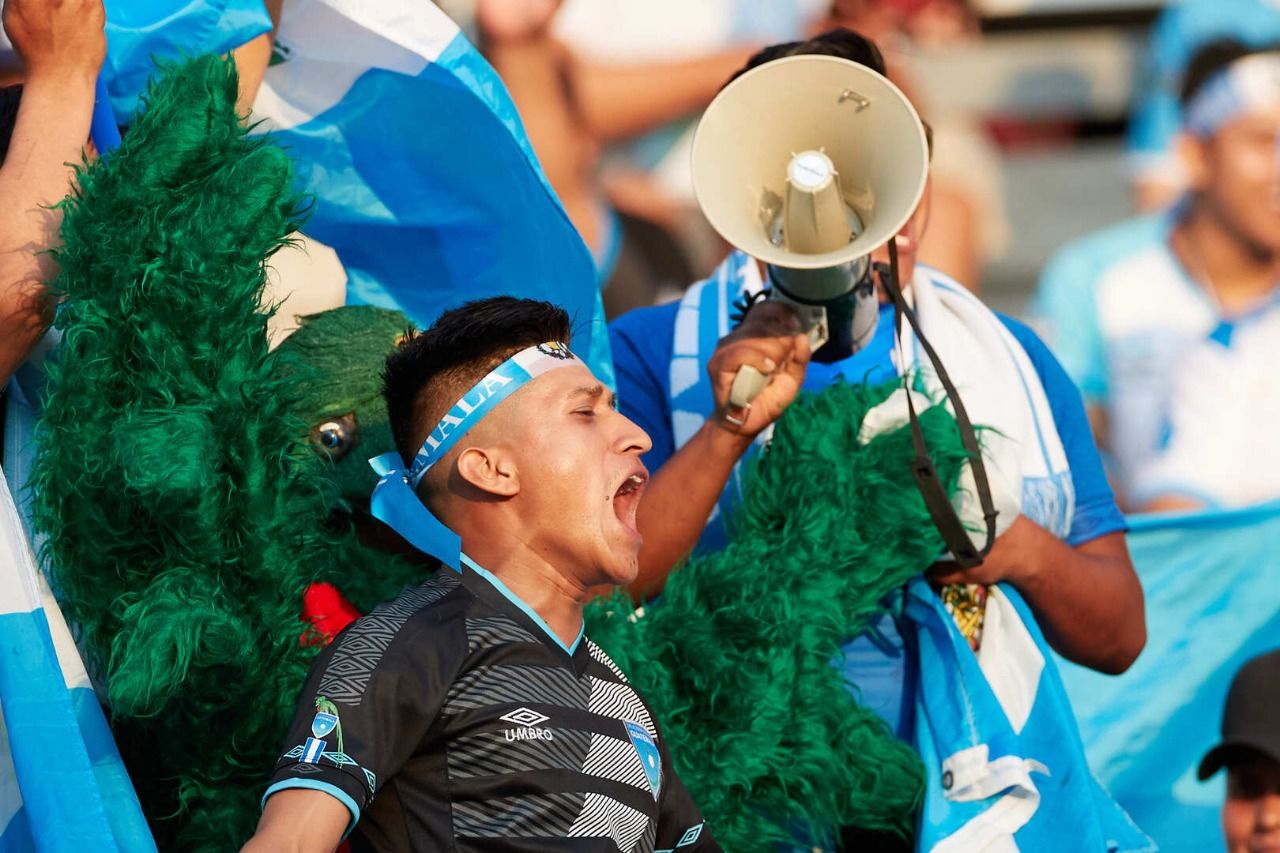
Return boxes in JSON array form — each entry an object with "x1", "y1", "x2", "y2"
[
  {"x1": 1176, "y1": 132, "x2": 1211, "y2": 192},
  {"x1": 455, "y1": 445, "x2": 520, "y2": 498}
]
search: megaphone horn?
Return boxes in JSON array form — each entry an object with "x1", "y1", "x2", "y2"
[{"x1": 690, "y1": 55, "x2": 929, "y2": 410}]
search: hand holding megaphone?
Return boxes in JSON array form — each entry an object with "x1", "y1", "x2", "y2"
[{"x1": 709, "y1": 301, "x2": 812, "y2": 433}]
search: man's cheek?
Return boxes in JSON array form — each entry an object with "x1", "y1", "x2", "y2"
[{"x1": 1221, "y1": 799, "x2": 1254, "y2": 849}]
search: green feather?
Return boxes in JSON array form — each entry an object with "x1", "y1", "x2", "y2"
[{"x1": 587, "y1": 379, "x2": 970, "y2": 848}]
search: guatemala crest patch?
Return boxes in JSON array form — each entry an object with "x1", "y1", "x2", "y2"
[
  {"x1": 624, "y1": 720, "x2": 662, "y2": 799},
  {"x1": 312, "y1": 696, "x2": 344, "y2": 753},
  {"x1": 311, "y1": 711, "x2": 338, "y2": 739}
]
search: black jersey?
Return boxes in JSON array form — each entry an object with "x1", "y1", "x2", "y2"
[{"x1": 265, "y1": 562, "x2": 717, "y2": 853}]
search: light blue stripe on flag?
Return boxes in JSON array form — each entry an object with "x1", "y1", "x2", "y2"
[
  {"x1": 101, "y1": 0, "x2": 272, "y2": 121},
  {"x1": 253, "y1": 0, "x2": 612, "y2": 385},
  {"x1": 0, "y1": 470, "x2": 154, "y2": 853},
  {"x1": 1059, "y1": 500, "x2": 1280, "y2": 853}
]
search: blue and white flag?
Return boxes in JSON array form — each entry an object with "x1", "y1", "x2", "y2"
[
  {"x1": 57, "y1": 0, "x2": 610, "y2": 380},
  {"x1": 0, "y1": 470, "x2": 155, "y2": 853},
  {"x1": 251, "y1": 0, "x2": 612, "y2": 384},
  {"x1": 1060, "y1": 501, "x2": 1280, "y2": 853},
  {"x1": 906, "y1": 578, "x2": 1154, "y2": 852}
]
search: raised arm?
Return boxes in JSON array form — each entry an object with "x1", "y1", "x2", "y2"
[
  {"x1": 568, "y1": 45, "x2": 758, "y2": 143},
  {"x1": 230, "y1": 0, "x2": 282, "y2": 114},
  {"x1": 0, "y1": 0, "x2": 104, "y2": 386},
  {"x1": 631, "y1": 302, "x2": 809, "y2": 597}
]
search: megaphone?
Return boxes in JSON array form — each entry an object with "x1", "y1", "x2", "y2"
[{"x1": 690, "y1": 54, "x2": 929, "y2": 408}]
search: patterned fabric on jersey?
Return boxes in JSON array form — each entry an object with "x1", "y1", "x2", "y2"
[{"x1": 264, "y1": 566, "x2": 716, "y2": 852}]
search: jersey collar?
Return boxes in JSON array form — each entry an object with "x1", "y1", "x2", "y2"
[{"x1": 458, "y1": 554, "x2": 585, "y2": 656}]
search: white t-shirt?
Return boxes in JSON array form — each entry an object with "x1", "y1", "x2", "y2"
[{"x1": 1032, "y1": 212, "x2": 1280, "y2": 508}]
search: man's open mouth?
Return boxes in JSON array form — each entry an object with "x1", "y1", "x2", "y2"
[{"x1": 612, "y1": 470, "x2": 648, "y2": 533}]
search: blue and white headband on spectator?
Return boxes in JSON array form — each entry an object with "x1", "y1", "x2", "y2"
[
  {"x1": 368, "y1": 341, "x2": 584, "y2": 568},
  {"x1": 1184, "y1": 53, "x2": 1280, "y2": 138}
]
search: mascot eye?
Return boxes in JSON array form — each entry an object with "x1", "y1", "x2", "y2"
[{"x1": 311, "y1": 413, "x2": 359, "y2": 461}]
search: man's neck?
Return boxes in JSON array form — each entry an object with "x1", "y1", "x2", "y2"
[
  {"x1": 1173, "y1": 206, "x2": 1280, "y2": 314},
  {"x1": 462, "y1": 534, "x2": 589, "y2": 650}
]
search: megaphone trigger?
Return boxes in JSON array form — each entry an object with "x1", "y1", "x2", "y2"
[
  {"x1": 723, "y1": 317, "x2": 824, "y2": 417},
  {"x1": 727, "y1": 364, "x2": 769, "y2": 413}
]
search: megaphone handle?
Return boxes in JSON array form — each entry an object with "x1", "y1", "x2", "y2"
[{"x1": 728, "y1": 364, "x2": 769, "y2": 409}]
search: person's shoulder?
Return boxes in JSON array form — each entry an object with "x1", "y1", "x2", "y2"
[
  {"x1": 326, "y1": 570, "x2": 472, "y2": 665},
  {"x1": 995, "y1": 312, "x2": 1040, "y2": 346},
  {"x1": 995, "y1": 313, "x2": 1060, "y2": 374},
  {"x1": 608, "y1": 299, "x2": 683, "y2": 396},
  {"x1": 1047, "y1": 214, "x2": 1168, "y2": 278}
]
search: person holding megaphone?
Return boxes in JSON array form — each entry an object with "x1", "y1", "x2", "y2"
[{"x1": 609, "y1": 28, "x2": 1151, "y2": 851}]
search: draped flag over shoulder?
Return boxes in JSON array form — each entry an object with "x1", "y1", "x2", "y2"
[
  {"x1": 1059, "y1": 501, "x2": 1280, "y2": 853},
  {"x1": 0, "y1": 469, "x2": 155, "y2": 853},
  {"x1": 250, "y1": 0, "x2": 612, "y2": 383}
]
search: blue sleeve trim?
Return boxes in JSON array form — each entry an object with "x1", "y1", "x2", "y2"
[
  {"x1": 262, "y1": 778, "x2": 361, "y2": 841},
  {"x1": 1065, "y1": 500, "x2": 1128, "y2": 548}
]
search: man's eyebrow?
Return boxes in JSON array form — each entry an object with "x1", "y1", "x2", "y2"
[{"x1": 568, "y1": 384, "x2": 606, "y2": 401}]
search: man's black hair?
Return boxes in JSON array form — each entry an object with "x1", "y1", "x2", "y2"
[
  {"x1": 0, "y1": 85, "x2": 22, "y2": 164},
  {"x1": 731, "y1": 28, "x2": 888, "y2": 84},
  {"x1": 383, "y1": 296, "x2": 572, "y2": 466},
  {"x1": 1180, "y1": 39, "x2": 1280, "y2": 106},
  {"x1": 728, "y1": 28, "x2": 932, "y2": 153}
]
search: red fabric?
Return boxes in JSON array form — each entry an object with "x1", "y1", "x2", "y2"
[{"x1": 301, "y1": 582, "x2": 362, "y2": 646}]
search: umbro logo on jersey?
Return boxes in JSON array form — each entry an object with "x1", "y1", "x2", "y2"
[
  {"x1": 500, "y1": 707, "x2": 550, "y2": 727},
  {"x1": 500, "y1": 707, "x2": 554, "y2": 741}
]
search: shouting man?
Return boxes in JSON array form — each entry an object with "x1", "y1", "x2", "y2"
[{"x1": 244, "y1": 297, "x2": 717, "y2": 852}]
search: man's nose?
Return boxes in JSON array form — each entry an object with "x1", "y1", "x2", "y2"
[
  {"x1": 614, "y1": 411, "x2": 652, "y2": 455},
  {"x1": 1257, "y1": 793, "x2": 1280, "y2": 831}
]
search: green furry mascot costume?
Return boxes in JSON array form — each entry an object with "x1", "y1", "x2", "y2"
[
  {"x1": 33, "y1": 55, "x2": 967, "y2": 850},
  {"x1": 31, "y1": 56, "x2": 421, "y2": 849}
]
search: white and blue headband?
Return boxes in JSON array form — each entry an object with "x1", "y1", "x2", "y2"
[
  {"x1": 368, "y1": 341, "x2": 584, "y2": 568},
  {"x1": 1184, "y1": 53, "x2": 1280, "y2": 138}
]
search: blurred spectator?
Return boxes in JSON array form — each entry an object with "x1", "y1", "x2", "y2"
[
  {"x1": 1128, "y1": 0, "x2": 1280, "y2": 211},
  {"x1": 827, "y1": 0, "x2": 1008, "y2": 289},
  {"x1": 0, "y1": 0, "x2": 105, "y2": 389},
  {"x1": 1032, "y1": 41, "x2": 1280, "y2": 512},
  {"x1": 473, "y1": 0, "x2": 759, "y2": 315},
  {"x1": 1198, "y1": 649, "x2": 1280, "y2": 853}
]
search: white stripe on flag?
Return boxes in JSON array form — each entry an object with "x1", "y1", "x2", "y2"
[
  {"x1": 253, "y1": 0, "x2": 459, "y2": 132},
  {"x1": 302, "y1": 737, "x2": 327, "y2": 764}
]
